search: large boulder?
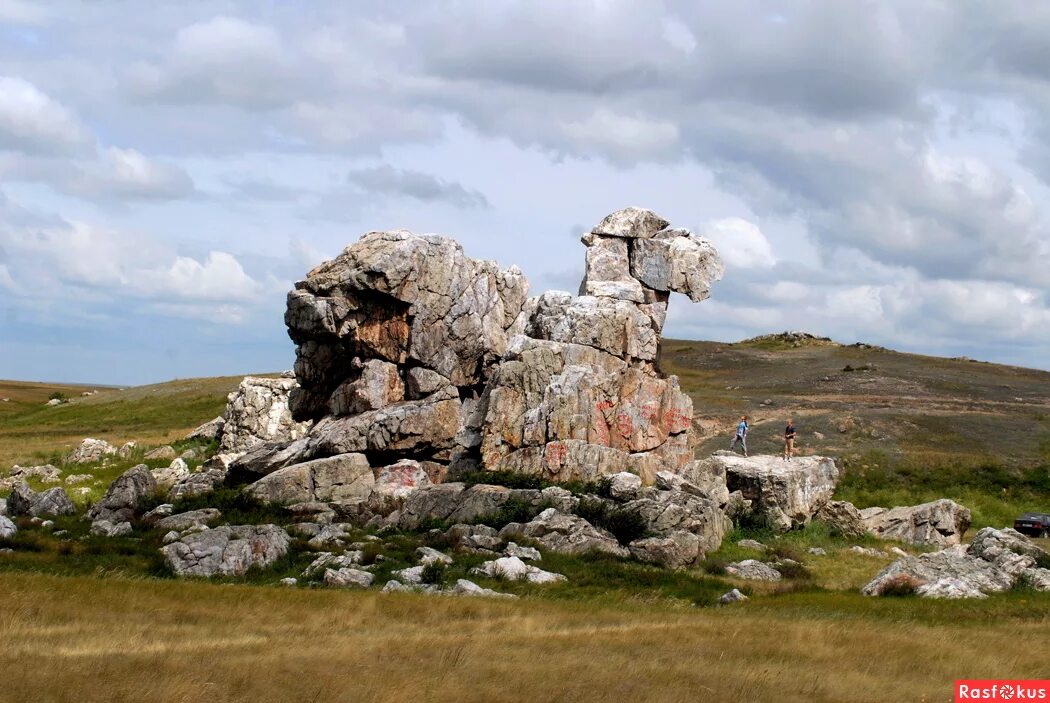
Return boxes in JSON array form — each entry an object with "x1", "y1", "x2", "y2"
[
  {"x1": 0, "y1": 515, "x2": 16, "y2": 538},
  {"x1": 815, "y1": 500, "x2": 866, "y2": 537},
  {"x1": 863, "y1": 527, "x2": 1050, "y2": 598},
  {"x1": 219, "y1": 376, "x2": 312, "y2": 455},
  {"x1": 153, "y1": 509, "x2": 222, "y2": 532},
  {"x1": 860, "y1": 499, "x2": 971, "y2": 546},
  {"x1": 7, "y1": 484, "x2": 75, "y2": 517},
  {"x1": 513, "y1": 508, "x2": 628, "y2": 558},
  {"x1": 244, "y1": 453, "x2": 373, "y2": 505},
  {"x1": 701, "y1": 453, "x2": 839, "y2": 531},
  {"x1": 65, "y1": 438, "x2": 116, "y2": 465},
  {"x1": 161, "y1": 525, "x2": 292, "y2": 577},
  {"x1": 87, "y1": 465, "x2": 156, "y2": 523}
]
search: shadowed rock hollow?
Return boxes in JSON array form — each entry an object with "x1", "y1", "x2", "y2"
[{"x1": 238, "y1": 207, "x2": 723, "y2": 484}]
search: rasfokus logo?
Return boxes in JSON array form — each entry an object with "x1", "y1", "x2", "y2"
[{"x1": 956, "y1": 681, "x2": 1049, "y2": 702}]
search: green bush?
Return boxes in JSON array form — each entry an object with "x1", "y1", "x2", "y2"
[
  {"x1": 420, "y1": 562, "x2": 447, "y2": 585},
  {"x1": 574, "y1": 498, "x2": 648, "y2": 545}
]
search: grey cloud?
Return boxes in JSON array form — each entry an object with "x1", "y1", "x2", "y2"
[{"x1": 346, "y1": 165, "x2": 489, "y2": 209}]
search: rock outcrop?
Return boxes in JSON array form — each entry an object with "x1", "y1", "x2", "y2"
[
  {"x1": 700, "y1": 453, "x2": 839, "y2": 531},
  {"x1": 87, "y1": 465, "x2": 156, "y2": 524},
  {"x1": 859, "y1": 499, "x2": 971, "y2": 546},
  {"x1": 65, "y1": 438, "x2": 116, "y2": 465},
  {"x1": 863, "y1": 527, "x2": 1050, "y2": 598},
  {"x1": 244, "y1": 453, "x2": 374, "y2": 505},
  {"x1": 219, "y1": 376, "x2": 312, "y2": 455},
  {"x1": 234, "y1": 207, "x2": 722, "y2": 488}
]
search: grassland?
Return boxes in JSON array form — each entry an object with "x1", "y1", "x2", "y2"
[{"x1": 1, "y1": 338, "x2": 1049, "y2": 701}]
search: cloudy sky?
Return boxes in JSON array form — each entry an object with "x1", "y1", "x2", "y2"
[{"x1": 2, "y1": 1, "x2": 1049, "y2": 385}]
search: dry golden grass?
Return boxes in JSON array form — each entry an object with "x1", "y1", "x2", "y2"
[{"x1": 1, "y1": 572, "x2": 1047, "y2": 703}]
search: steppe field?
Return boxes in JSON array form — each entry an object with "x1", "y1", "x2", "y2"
[{"x1": 2, "y1": 337, "x2": 1048, "y2": 703}]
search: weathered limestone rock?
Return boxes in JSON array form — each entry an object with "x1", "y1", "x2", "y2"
[
  {"x1": 87, "y1": 465, "x2": 157, "y2": 523},
  {"x1": 629, "y1": 531, "x2": 701, "y2": 570},
  {"x1": 153, "y1": 509, "x2": 222, "y2": 532},
  {"x1": 7, "y1": 464, "x2": 61, "y2": 484},
  {"x1": 186, "y1": 416, "x2": 225, "y2": 442},
  {"x1": 237, "y1": 207, "x2": 724, "y2": 497},
  {"x1": 515, "y1": 508, "x2": 628, "y2": 558},
  {"x1": 90, "y1": 519, "x2": 133, "y2": 537},
  {"x1": 623, "y1": 488, "x2": 730, "y2": 558},
  {"x1": 324, "y1": 567, "x2": 375, "y2": 588},
  {"x1": 0, "y1": 515, "x2": 16, "y2": 538},
  {"x1": 161, "y1": 525, "x2": 292, "y2": 577},
  {"x1": 168, "y1": 468, "x2": 227, "y2": 501},
  {"x1": 65, "y1": 438, "x2": 116, "y2": 465},
  {"x1": 860, "y1": 499, "x2": 971, "y2": 546},
  {"x1": 471, "y1": 556, "x2": 566, "y2": 584},
  {"x1": 863, "y1": 528, "x2": 1050, "y2": 598},
  {"x1": 396, "y1": 483, "x2": 466, "y2": 529},
  {"x1": 725, "y1": 560, "x2": 782, "y2": 581},
  {"x1": 702, "y1": 453, "x2": 839, "y2": 531},
  {"x1": 815, "y1": 500, "x2": 866, "y2": 537},
  {"x1": 608, "y1": 472, "x2": 642, "y2": 501},
  {"x1": 151, "y1": 458, "x2": 190, "y2": 493},
  {"x1": 287, "y1": 230, "x2": 529, "y2": 419},
  {"x1": 629, "y1": 229, "x2": 724, "y2": 303},
  {"x1": 220, "y1": 376, "x2": 312, "y2": 454},
  {"x1": 244, "y1": 454, "x2": 373, "y2": 505},
  {"x1": 328, "y1": 359, "x2": 405, "y2": 416},
  {"x1": 719, "y1": 588, "x2": 748, "y2": 604},
  {"x1": 7, "y1": 484, "x2": 75, "y2": 518}
]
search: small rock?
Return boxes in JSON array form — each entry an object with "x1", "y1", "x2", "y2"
[
  {"x1": 719, "y1": 588, "x2": 748, "y2": 604},
  {"x1": 607, "y1": 472, "x2": 642, "y2": 501},
  {"x1": 503, "y1": 542, "x2": 541, "y2": 561},
  {"x1": 90, "y1": 520, "x2": 133, "y2": 537},
  {"x1": 40, "y1": 520, "x2": 54, "y2": 530},
  {"x1": 392, "y1": 566, "x2": 426, "y2": 584},
  {"x1": 142, "y1": 504, "x2": 175, "y2": 524},
  {"x1": 452, "y1": 579, "x2": 518, "y2": 599},
  {"x1": 64, "y1": 474, "x2": 94, "y2": 485},
  {"x1": 279, "y1": 577, "x2": 298, "y2": 587},
  {"x1": 162, "y1": 531, "x2": 180, "y2": 544},
  {"x1": 416, "y1": 546, "x2": 453, "y2": 566},
  {"x1": 890, "y1": 547, "x2": 908, "y2": 557},
  {"x1": 850, "y1": 545, "x2": 888, "y2": 558},
  {"x1": 302, "y1": 552, "x2": 364, "y2": 578},
  {"x1": 807, "y1": 547, "x2": 827, "y2": 556},
  {"x1": 737, "y1": 539, "x2": 766, "y2": 551}
]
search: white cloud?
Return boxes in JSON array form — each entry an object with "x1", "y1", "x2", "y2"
[
  {"x1": 703, "y1": 218, "x2": 776, "y2": 269},
  {"x1": 0, "y1": 76, "x2": 90, "y2": 155},
  {"x1": 62, "y1": 147, "x2": 194, "y2": 200}
]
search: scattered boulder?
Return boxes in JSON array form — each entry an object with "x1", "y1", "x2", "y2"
[
  {"x1": 702, "y1": 453, "x2": 839, "y2": 531},
  {"x1": 65, "y1": 439, "x2": 116, "y2": 465},
  {"x1": 117, "y1": 441, "x2": 137, "y2": 459},
  {"x1": 808, "y1": 547, "x2": 827, "y2": 556},
  {"x1": 64, "y1": 474, "x2": 93, "y2": 485},
  {"x1": 860, "y1": 499, "x2": 971, "y2": 546},
  {"x1": 7, "y1": 484, "x2": 76, "y2": 517},
  {"x1": 471, "y1": 556, "x2": 566, "y2": 584},
  {"x1": 151, "y1": 458, "x2": 190, "y2": 493},
  {"x1": 719, "y1": 588, "x2": 748, "y2": 604},
  {"x1": 142, "y1": 504, "x2": 175, "y2": 525},
  {"x1": 451, "y1": 579, "x2": 518, "y2": 599},
  {"x1": 863, "y1": 528, "x2": 1050, "y2": 598},
  {"x1": 815, "y1": 500, "x2": 866, "y2": 537},
  {"x1": 302, "y1": 552, "x2": 364, "y2": 579},
  {"x1": 850, "y1": 546, "x2": 887, "y2": 557},
  {"x1": 725, "y1": 560, "x2": 782, "y2": 581},
  {"x1": 90, "y1": 520, "x2": 133, "y2": 537},
  {"x1": 8, "y1": 464, "x2": 61, "y2": 484},
  {"x1": 168, "y1": 468, "x2": 227, "y2": 502},
  {"x1": 323, "y1": 567, "x2": 375, "y2": 588},
  {"x1": 153, "y1": 509, "x2": 222, "y2": 532},
  {"x1": 503, "y1": 542, "x2": 541, "y2": 561},
  {"x1": 628, "y1": 531, "x2": 701, "y2": 570},
  {"x1": 0, "y1": 516, "x2": 16, "y2": 538},
  {"x1": 417, "y1": 546, "x2": 453, "y2": 566},
  {"x1": 161, "y1": 525, "x2": 292, "y2": 577},
  {"x1": 87, "y1": 465, "x2": 156, "y2": 523},
  {"x1": 244, "y1": 453, "x2": 374, "y2": 505},
  {"x1": 185, "y1": 416, "x2": 226, "y2": 442}
]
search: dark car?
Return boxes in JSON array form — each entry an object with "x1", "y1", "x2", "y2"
[{"x1": 1013, "y1": 512, "x2": 1050, "y2": 538}]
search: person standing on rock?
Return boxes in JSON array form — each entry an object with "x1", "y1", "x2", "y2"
[
  {"x1": 784, "y1": 419, "x2": 796, "y2": 461},
  {"x1": 729, "y1": 415, "x2": 749, "y2": 456}
]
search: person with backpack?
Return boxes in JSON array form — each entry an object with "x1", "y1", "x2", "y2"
[
  {"x1": 784, "y1": 418, "x2": 796, "y2": 461},
  {"x1": 729, "y1": 415, "x2": 749, "y2": 456}
]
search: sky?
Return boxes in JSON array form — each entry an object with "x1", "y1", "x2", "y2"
[{"x1": 1, "y1": 1, "x2": 1049, "y2": 385}]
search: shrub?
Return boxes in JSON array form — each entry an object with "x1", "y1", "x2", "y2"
[
  {"x1": 420, "y1": 562, "x2": 447, "y2": 585},
  {"x1": 48, "y1": 392, "x2": 67, "y2": 402},
  {"x1": 776, "y1": 560, "x2": 812, "y2": 580},
  {"x1": 574, "y1": 498, "x2": 648, "y2": 545},
  {"x1": 701, "y1": 557, "x2": 727, "y2": 575},
  {"x1": 876, "y1": 573, "x2": 920, "y2": 597},
  {"x1": 471, "y1": 498, "x2": 546, "y2": 530}
]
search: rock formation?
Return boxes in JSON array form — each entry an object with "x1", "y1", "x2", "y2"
[
  {"x1": 219, "y1": 375, "x2": 311, "y2": 455},
  {"x1": 859, "y1": 499, "x2": 971, "y2": 546},
  {"x1": 235, "y1": 207, "x2": 723, "y2": 488}
]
